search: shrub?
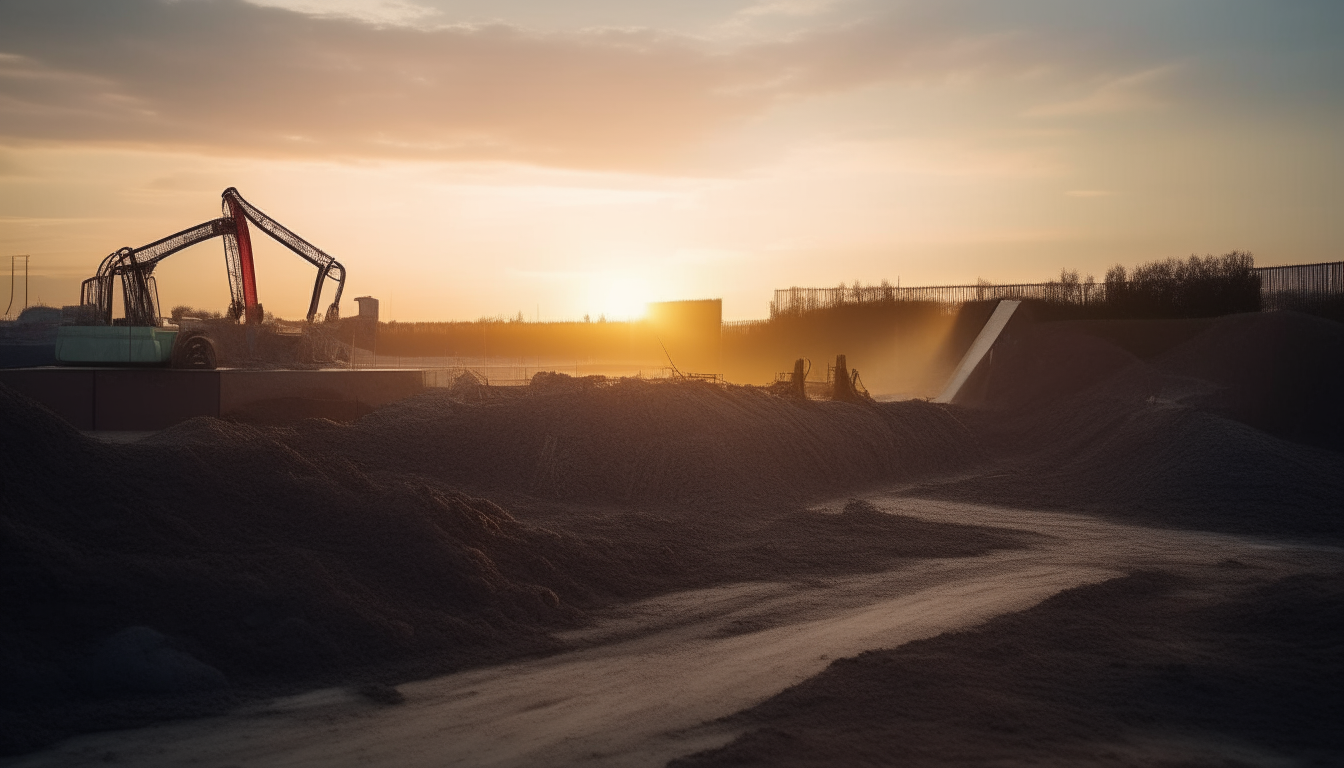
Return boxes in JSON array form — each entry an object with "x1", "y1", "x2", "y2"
[{"x1": 1104, "y1": 252, "x2": 1259, "y2": 318}]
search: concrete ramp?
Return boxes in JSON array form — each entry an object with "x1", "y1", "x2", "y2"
[{"x1": 934, "y1": 300, "x2": 1020, "y2": 404}]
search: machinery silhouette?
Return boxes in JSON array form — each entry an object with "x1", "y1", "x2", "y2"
[
  {"x1": 79, "y1": 187, "x2": 346, "y2": 327},
  {"x1": 61, "y1": 188, "x2": 347, "y2": 369}
]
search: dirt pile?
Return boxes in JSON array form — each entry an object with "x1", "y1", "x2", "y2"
[
  {"x1": 966, "y1": 310, "x2": 1343, "y2": 446},
  {"x1": 0, "y1": 381, "x2": 1017, "y2": 755},
  {"x1": 927, "y1": 311, "x2": 1344, "y2": 536},
  {"x1": 1152, "y1": 311, "x2": 1344, "y2": 449},
  {"x1": 948, "y1": 399, "x2": 1344, "y2": 536},
  {"x1": 0, "y1": 385, "x2": 628, "y2": 752},
  {"x1": 301, "y1": 378, "x2": 981, "y2": 507},
  {"x1": 674, "y1": 567, "x2": 1344, "y2": 767}
]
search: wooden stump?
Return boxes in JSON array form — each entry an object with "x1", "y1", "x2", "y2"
[
  {"x1": 832, "y1": 354, "x2": 857, "y2": 402},
  {"x1": 791, "y1": 358, "x2": 807, "y2": 400}
]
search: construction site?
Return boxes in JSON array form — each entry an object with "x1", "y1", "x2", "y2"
[
  {"x1": 3, "y1": 189, "x2": 1343, "y2": 768},
  {"x1": 2, "y1": 189, "x2": 1340, "y2": 433}
]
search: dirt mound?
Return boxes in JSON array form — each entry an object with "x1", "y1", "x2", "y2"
[
  {"x1": 144, "y1": 415, "x2": 273, "y2": 446},
  {"x1": 0, "y1": 385, "x2": 103, "y2": 512},
  {"x1": 939, "y1": 399, "x2": 1344, "y2": 536},
  {"x1": 965, "y1": 311, "x2": 1343, "y2": 450},
  {"x1": 1153, "y1": 311, "x2": 1344, "y2": 450},
  {"x1": 926, "y1": 312, "x2": 1344, "y2": 535},
  {"x1": 0, "y1": 384, "x2": 632, "y2": 752},
  {"x1": 675, "y1": 568, "x2": 1344, "y2": 767},
  {"x1": 956, "y1": 321, "x2": 1143, "y2": 411},
  {"x1": 303, "y1": 379, "x2": 981, "y2": 507},
  {"x1": 0, "y1": 381, "x2": 1019, "y2": 755}
]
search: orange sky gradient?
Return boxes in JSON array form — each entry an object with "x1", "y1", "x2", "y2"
[{"x1": 1, "y1": 0, "x2": 1341, "y2": 321}]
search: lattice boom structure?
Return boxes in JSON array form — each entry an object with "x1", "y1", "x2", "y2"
[{"x1": 78, "y1": 188, "x2": 345, "y2": 327}]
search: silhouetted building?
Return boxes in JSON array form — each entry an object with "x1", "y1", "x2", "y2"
[
  {"x1": 354, "y1": 296, "x2": 380, "y2": 322},
  {"x1": 646, "y1": 299, "x2": 722, "y2": 374}
]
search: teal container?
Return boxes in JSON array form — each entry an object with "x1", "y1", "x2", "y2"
[{"x1": 56, "y1": 326, "x2": 179, "y2": 365}]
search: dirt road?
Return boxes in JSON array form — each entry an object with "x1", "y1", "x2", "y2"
[{"x1": 10, "y1": 497, "x2": 1335, "y2": 768}]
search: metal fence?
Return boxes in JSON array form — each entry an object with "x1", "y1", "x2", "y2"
[
  {"x1": 770, "y1": 281, "x2": 1105, "y2": 316},
  {"x1": 767, "y1": 261, "x2": 1343, "y2": 318},
  {"x1": 1256, "y1": 261, "x2": 1344, "y2": 311}
]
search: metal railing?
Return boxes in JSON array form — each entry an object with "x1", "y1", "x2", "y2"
[
  {"x1": 767, "y1": 261, "x2": 1343, "y2": 318},
  {"x1": 1257, "y1": 261, "x2": 1344, "y2": 311},
  {"x1": 770, "y1": 281, "x2": 1105, "y2": 316}
]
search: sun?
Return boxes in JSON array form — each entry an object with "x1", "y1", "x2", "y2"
[{"x1": 588, "y1": 273, "x2": 651, "y2": 321}]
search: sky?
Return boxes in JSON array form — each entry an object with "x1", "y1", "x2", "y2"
[{"x1": 1, "y1": 0, "x2": 1341, "y2": 321}]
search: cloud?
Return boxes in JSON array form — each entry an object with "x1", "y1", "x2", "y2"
[
  {"x1": 735, "y1": 0, "x2": 844, "y2": 21},
  {"x1": 244, "y1": 0, "x2": 441, "y2": 26},
  {"x1": 1027, "y1": 67, "x2": 1172, "y2": 117},
  {"x1": 0, "y1": 0, "x2": 1301, "y2": 171},
  {"x1": 0, "y1": 0, "x2": 778, "y2": 169}
]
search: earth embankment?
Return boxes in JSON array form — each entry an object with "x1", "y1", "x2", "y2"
[
  {"x1": 674, "y1": 566, "x2": 1344, "y2": 768},
  {"x1": 291, "y1": 377, "x2": 983, "y2": 507},
  {"x1": 4, "y1": 309, "x2": 1341, "y2": 759},
  {"x1": 920, "y1": 311, "x2": 1344, "y2": 536},
  {"x1": 0, "y1": 381, "x2": 1006, "y2": 756}
]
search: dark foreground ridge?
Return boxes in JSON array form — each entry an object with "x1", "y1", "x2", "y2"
[
  {"x1": 0, "y1": 381, "x2": 1015, "y2": 756},
  {"x1": 3, "y1": 309, "x2": 1341, "y2": 758},
  {"x1": 229, "y1": 375, "x2": 983, "y2": 507},
  {"x1": 673, "y1": 567, "x2": 1344, "y2": 768}
]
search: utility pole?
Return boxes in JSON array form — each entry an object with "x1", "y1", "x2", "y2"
[{"x1": 4, "y1": 255, "x2": 30, "y2": 319}]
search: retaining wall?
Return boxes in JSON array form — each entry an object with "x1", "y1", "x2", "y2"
[{"x1": 0, "y1": 368, "x2": 424, "y2": 430}]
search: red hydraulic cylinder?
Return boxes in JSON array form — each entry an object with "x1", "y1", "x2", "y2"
[{"x1": 225, "y1": 195, "x2": 261, "y2": 323}]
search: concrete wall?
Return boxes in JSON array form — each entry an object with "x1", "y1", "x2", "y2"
[
  {"x1": 95, "y1": 370, "x2": 221, "y2": 430},
  {"x1": 0, "y1": 368, "x2": 424, "y2": 431},
  {"x1": 218, "y1": 370, "x2": 423, "y2": 418},
  {"x1": 0, "y1": 369, "x2": 99, "y2": 429}
]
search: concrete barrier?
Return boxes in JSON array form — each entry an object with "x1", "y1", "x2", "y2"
[
  {"x1": 934, "y1": 300, "x2": 1021, "y2": 404},
  {"x1": 0, "y1": 368, "x2": 425, "y2": 431},
  {"x1": 218, "y1": 370, "x2": 422, "y2": 418},
  {"x1": 94, "y1": 370, "x2": 221, "y2": 431},
  {"x1": 0, "y1": 369, "x2": 98, "y2": 429}
]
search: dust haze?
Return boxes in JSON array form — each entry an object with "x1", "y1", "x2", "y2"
[{"x1": 3, "y1": 1, "x2": 1343, "y2": 764}]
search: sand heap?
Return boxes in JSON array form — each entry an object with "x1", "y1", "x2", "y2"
[
  {"x1": 0, "y1": 380, "x2": 1012, "y2": 755},
  {"x1": 292, "y1": 378, "x2": 982, "y2": 508},
  {"x1": 931, "y1": 311, "x2": 1344, "y2": 536},
  {"x1": 0, "y1": 385, "x2": 641, "y2": 752},
  {"x1": 965, "y1": 310, "x2": 1343, "y2": 449}
]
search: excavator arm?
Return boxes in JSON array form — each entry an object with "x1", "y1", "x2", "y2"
[
  {"x1": 78, "y1": 188, "x2": 347, "y2": 326},
  {"x1": 221, "y1": 187, "x2": 346, "y2": 324},
  {"x1": 80, "y1": 218, "x2": 235, "y2": 326}
]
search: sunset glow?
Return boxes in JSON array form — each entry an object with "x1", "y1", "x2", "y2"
[
  {"x1": 4, "y1": 4, "x2": 1342, "y2": 764},
  {"x1": 2, "y1": 0, "x2": 1341, "y2": 320}
]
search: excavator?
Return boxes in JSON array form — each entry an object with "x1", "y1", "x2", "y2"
[{"x1": 56, "y1": 188, "x2": 347, "y2": 369}]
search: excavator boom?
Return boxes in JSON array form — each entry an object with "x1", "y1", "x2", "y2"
[
  {"x1": 76, "y1": 188, "x2": 347, "y2": 328},
  {"x1": 221, "y1": 187, "x2": 345, "y2": 323}
]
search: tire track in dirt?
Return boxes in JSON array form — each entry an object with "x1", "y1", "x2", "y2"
[{"x1": 10, "y1": 498, "x2": 1332, "y2": 768}]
